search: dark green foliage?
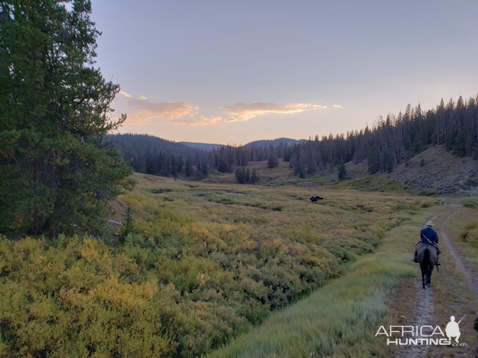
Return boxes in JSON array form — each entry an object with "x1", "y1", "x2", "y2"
[
  {"x1": 233, "y1": 166, "x2": 258, "y2": 184},
  {"x1": 0, "y1": 0, "x2": 132, "y2": 237},
  {"x1": 420, "y1": 158, "x2": 425, "y2": 167},
  {"x1": 267, "y1": 153, "x2": 278, "y2": 168},
  {"x1": 386, "y1": 158, "x2": 394, "y2": 173},
  {"x1": 170, "y1": 155, "x2": 178, "y2": 178},
  {"x1": 123, "y1": 205, "x2": 134, "y2": 236},
  {"x1": 367, "y1": 147, "x2": 379, "y2": 174},
  {"x1": 462, "y1": 199, "x2": 478, "y2": 209},
  {"x1": 235, "y1": 166, "x2": 250, "y2": 184},
  {"x1": 452, "y1": 130, "x2": 466, "y2": 157},
  {"x1": 251, "y1": 168, "x2": 259, "y2": 183},
  {"x1": 299, "y1": 167, "x2": 306, "y2": 178},
  {"x1": 177, "y1": 155, "x2": 184, "y2": 173},
  {"x1": 185, "y1": 156, "x2": 192, "y2": 177},
  {"x1": 338, "y1": 163, "x2": 347, "y2": 180},
  {"x1": 201, "y1": 161, "x2": 209, "y2": 176}
]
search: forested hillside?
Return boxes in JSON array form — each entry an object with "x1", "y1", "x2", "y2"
[
  {"x1": 286, "y1": 96, "x2": 478, "y2": 176},
  {"x1": 106, "y1": 134, "x2": 208, "y2": 178}
]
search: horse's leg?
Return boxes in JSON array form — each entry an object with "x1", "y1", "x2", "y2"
[
  {"x1": 428, "y1": 266, "x2": 433, "y2": 286},
  {"x1": 426, "y1": 265, "x2": 433, "y2": 287},
  {"x1": 421, "y1": 267, "x2": 426, "y2": 289}
]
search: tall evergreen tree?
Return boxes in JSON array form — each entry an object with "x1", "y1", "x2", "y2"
[
  {"x1": 170, "y1": 155, "x2": 178, "y2": 178},
  {"x1": 185, "y1": 156, "x2": 192, "y2": 177},
  {"x1": 338, "y1": 163, "x2": 347, "y2": 180},
  {"x1": 367, "y1": 146, "x2": 380, "y2": 174},
  {"x1": 123, "y1": 205, "x2": 134, "y2": 237},
  {"x1": 267, "y1": 152, "x2": 278, "y2": 168},
  {"x1": 0, "y1": 1, "x2": 132, "y2": 237},
  {"x1": 251, "y1": 168, "x2": 258, "y2": 183}
]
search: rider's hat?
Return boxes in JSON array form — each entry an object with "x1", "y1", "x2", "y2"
[{"x1": 426, "y1": 220, "x2": 434, "y2": 227}]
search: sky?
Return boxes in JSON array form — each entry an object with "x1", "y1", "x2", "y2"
[{"x1": 91, "y1": 0, "x2": 478, "y2": 145}]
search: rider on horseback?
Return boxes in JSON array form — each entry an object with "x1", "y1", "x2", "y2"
[{"x1": 413, "y1": 220, "x2": 441, "y2": 264}]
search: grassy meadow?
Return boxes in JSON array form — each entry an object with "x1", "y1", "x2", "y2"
[
  {"x1": 0, "y1": 171, "x2": 440, "y2": 357},
  {"x1": 208, "y1": 208, "x2": 441, "y2": 358}
]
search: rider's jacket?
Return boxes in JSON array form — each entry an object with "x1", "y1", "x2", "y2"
[{"x1": 420, "y1": 227, "x2": 439, "y2": 244}]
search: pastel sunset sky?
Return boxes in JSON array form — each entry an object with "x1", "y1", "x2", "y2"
[{"x1": 91, "y1": 0, "x2": 478, "y2": 145}]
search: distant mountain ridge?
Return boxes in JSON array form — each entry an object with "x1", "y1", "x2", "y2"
[
  {"x1": 106, "y1": 133, "x2": 199, "y2": 158},
  {"x1": 245, "y1": 137, "x2": 307, "y2": 148},
  {"x1": 179, "y1": 142, "x2": 223, "y2": 151},
  {"x1": 180, "y1": 137, "x2": 306, "y2": 151}
]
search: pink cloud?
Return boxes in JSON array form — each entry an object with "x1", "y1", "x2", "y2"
[
  {"x1": 120, "y1": 92, "x2": 328, "y2": 126},
  {"x1": 221, "y1": 102, "x2": 326, "y2": 121}
]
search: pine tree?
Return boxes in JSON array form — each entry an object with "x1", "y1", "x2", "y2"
[
  {"x1": 177, "y1": 156, "x2": 184, "y2": 173},
  {"x1": 170, "y1": 155, "x2": 178, "y2": 178},
  {"x1": 338, "y1": 163, "x2": 347, "y2": 180},
  {"x1": 123, "y1": 205, "x2": 134, "y2": 237},
  {"x1": 185, "y1": 157, "x2": 192, "y2": 177},
  {"x1": 251, "y1": 168, "x2": 258, "y2": 183},
  {"x1": 452, "y1": 130, "x2": 466, "y2": 157},
  {"x1": 267, "y1": 153, "x2": 278, "y2": 168},
  {"x1": 299, "y1": 167, "x2": 306, "y2": 179},
  {"x1": 0, "y1": 1, "x2": 132, "y2": 237},
  {"x1": 367, "y1": 147, "x2": 380, "y2": 174},
  {"x1": 235, "y1": 168, "x2": 243, "y2": 184},
  {"x1": 201, "y1": 162, "x2": 208, "y2": 176}
]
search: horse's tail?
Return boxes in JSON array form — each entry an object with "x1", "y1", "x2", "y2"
[
  {"x1": 424, "y1": 247, "x2": 430, "y2": 263},
  {"x1": 420, "y1": 248, "x2": 431, "y2": 270}
]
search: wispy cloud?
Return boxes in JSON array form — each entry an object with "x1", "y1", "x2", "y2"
[
  {"x1": 120, "y1": 90, "x2": 133, "y2": 98},
  {"x1": 120, "y1": 92, "x2": 199, "y2": 125},
  {"x1": 333, "y1": 104, "x2": 342, "y2": 108},
  {"x1": 171, "y1": 115, "x2": 224, "y2": 126},
  {"x1": 221, "y1": 102, "x2": 326, "y2": 122},
  {"x1": 120, "y1": 92, "x2": 328, "y2": 126}
]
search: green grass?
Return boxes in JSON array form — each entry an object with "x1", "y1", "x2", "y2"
[
  {"x1": 208, "y1": 212, "x2": 432, "y2": 358},
  {"x1": 0, "y1": 169, "x2": 444, "y2": 357},
  {"x1": 333, "y1": 175, "x2": 407, "y2": 193}
]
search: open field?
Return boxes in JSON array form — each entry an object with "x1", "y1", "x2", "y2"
[
  {"x1": 0, "y1": 173, "x2": 440, "y2": 357},
  {"x1": 208, "y1": 207, "x2": 436, "y2": 357},
  {"x1": 210, "y1": 204, "x2": 478, "y2": 358},
  {"x1": 201, "y1": 160, "x2": 410, "y2": 193}
]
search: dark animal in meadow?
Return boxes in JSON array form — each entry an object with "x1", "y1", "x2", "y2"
[
  {"x1": 416, "y1": 244, "x2": 439, "y2": 289},
  {"x1": 309, "y1": 195, "x2": 324, "y2": 203}
]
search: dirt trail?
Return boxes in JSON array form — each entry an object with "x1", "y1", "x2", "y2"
[
  {"x1": 391, "y1": 282, "x2": 436, "y2": 358},
  {"x1": 392, "y1": 205, "x2": 477, "y2": 358}
]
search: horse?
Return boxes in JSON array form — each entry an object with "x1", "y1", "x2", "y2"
[{"x1": 416, "y1": 244, "x2": 439, "y2": 289}]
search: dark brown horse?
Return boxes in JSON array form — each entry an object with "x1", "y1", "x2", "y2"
[{"x1": 416, "y1": 244, "x2": 439, "y2": 289}]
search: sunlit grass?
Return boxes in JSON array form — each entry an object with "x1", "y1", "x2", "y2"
[
  {"x1": 1, "y1": 172, "x2": 443, "y2": 357},
  {"x1": 207, "y1": 211, "x2": 431, "y2": 358}
]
